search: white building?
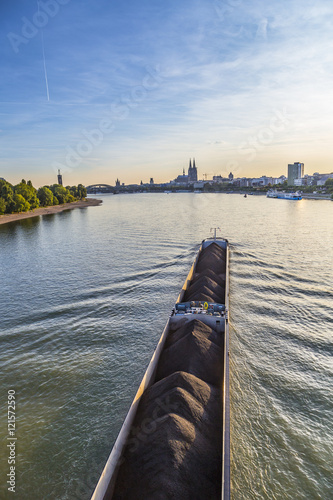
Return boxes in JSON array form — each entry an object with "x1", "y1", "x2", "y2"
[
  {"x1": 317, "y1": 174, "x2": 333, "y2": 186},
  {"x1": 212, "y1": 175, "x2": 229, "y2": 183},
  {"x1": 288, "y1": 162, "x2": 304, "y2": 185},
  {"x1": 250, "y1": 176, "x2": 274, "y2": 187},
  {"x1": 273, "y1": 175, "x2": 287, "y2": 185}
]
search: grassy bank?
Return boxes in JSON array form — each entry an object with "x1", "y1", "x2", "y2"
[{"x1": 0, "y1": 198, "x2": 102, "y2": 226}]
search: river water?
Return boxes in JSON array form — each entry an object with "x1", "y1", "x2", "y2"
[{"x1": 0, "y1": 193, "x2": 332, "y2": 500}]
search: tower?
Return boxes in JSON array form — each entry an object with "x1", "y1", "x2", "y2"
[
  {"x1": 188, "y1": 158, "x2": 197, "y2": 182},
  {"x1": 57, "y1": 169, "x2": 63, "y2": 185},
  {"x1": 288, "y1": 162, "x2": 304, "y2": 185},
  {"x1": 192, "y1": 158, "x2": 197, "y2": 181}
]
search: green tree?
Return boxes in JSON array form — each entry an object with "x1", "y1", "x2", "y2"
[
  {"x1": 37, "y1": 186, "x2": 54, "y2": 207},
  {"x1": 1, "y1": 179, "x2": 86, "y2": 213},
  {"x1": 50, "y1": 184, "x2": 72, "y2": 204},
  {"x1": 203, "y1": 183, "x2": 215, "y2": 192},
  {"x1": 68, "y1": 184, "x2": 87, "y2": 199},
  {"x1": 77, "y1": 184, "x2": 87, "y2": 199},
  {"x1": 0, "y1": 180, "x2": 14, "y2": 213},
  {"x1": 324, "y1": 178, "x2": 333, "y2": 193},
  {"x1": 68, "y1": 185, "x2": 78, "y2": 198},
  {"x1": 0, "y1": 197, "x2": 6, "y2": 215},
  {"x1": 12, "y1": 193, "x2": 30, "y2": 213},
  {"x1": 67, "y1": 193, "x2": 76, "y2": 203},
  {"x1": 15, "y1": 181, "x2": 39, "y2": 209}
]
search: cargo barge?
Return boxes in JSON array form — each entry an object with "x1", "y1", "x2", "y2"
[{"x1": 91, "y1": 237, "x2": 230, "y2": 500}]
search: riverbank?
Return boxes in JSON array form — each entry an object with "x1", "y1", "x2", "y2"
[
  {"x1": 0, "y1": 198, "x2": 102, "y2": 225},
  {"x1": 301, "y1": 193, "x2": 332, "y2": 200}
]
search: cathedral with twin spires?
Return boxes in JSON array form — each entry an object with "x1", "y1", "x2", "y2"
[
  {"x1": 174, "y1": 158, "x2": 198, "y2": 184},
  {"x1": 188, "y1": 158, "x2": 198, "y2": 182}
]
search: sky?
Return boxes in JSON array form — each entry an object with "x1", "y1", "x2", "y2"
[{"x1": 1, "y1": 0, "x2": 333, "y2": 187}]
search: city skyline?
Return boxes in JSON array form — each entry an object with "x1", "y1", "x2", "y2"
[
  {"x1": 4, "y1": 158, "x2": 332, "y2": 190},
  {"x1": 1, "y1": 0, "x2": 333, "y2": 187}
]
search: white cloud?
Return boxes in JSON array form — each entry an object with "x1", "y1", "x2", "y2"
[{"x1": 1, "y1": 0, "x2": 333, "y2": 184}]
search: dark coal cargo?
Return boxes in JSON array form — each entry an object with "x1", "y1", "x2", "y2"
[
  {"x1": 113, "y1": 320, "x2": 223, "y2": 499},
  {"x1": 91, "y1": 238, "x2": 230, "y2": 500}
]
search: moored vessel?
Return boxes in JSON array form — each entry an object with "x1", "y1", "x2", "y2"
[
  {"x1": 267, "y1": 190, "x2": 302, "y2": 200},
  {"x1": 91, "y1": 237, "x2": 230, "y2": 500}
]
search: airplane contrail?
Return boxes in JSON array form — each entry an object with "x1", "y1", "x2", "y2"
[
  {"x1": 38, "y1": 1, "x2": 50, "y2": 101},
  {"x1": 41, "y1": 29, "x2": 50, "y2": 101}
]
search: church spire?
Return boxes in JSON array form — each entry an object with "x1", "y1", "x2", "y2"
[
  {"x1": 189, "y1": 158, "x2": 192, "y2": 170},
  {"x1": 188, "y1": 158, "x2": 197, "y2": 182}
]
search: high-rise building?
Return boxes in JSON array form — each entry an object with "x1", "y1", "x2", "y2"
[
  {"x1": 57, "y1": 169, "x2": 63, "y2": 185},
  {"x1": 288, "y1": 162, "x2": 304, "y2": 185}
]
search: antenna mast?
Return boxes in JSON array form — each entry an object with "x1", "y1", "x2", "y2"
[{"x1": 210, "y1": 227, "x2": 221, "y2": 241}]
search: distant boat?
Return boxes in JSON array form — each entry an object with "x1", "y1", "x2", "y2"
[{"x1": 267, "y1": 190, "x2": 302, "y2": 200}]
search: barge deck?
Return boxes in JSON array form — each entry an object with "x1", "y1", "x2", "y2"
[{"x1": 91, "y1": 237, "x2": 230, "y2": 500}]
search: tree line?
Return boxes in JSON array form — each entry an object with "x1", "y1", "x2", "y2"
[{"x1": 0, "y1": 179, "x2": 87, "y2": 215}]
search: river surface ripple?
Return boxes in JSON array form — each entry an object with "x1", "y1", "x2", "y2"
[{"x1": 0, "y1": 193, "x2": 332, "y2": 499}]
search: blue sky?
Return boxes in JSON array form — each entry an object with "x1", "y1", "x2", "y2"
[{"x1": 1, "y1": 0, "x2": 333, "y2": 186}]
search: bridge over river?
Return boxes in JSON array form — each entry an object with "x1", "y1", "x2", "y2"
[{"x1": 86, "y1": 184, "x2": 115, "y2": 194}]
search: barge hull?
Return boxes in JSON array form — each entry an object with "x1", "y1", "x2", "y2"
[{"x1": 91, "y1": 238, "x2": 230, "y2": 500}]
